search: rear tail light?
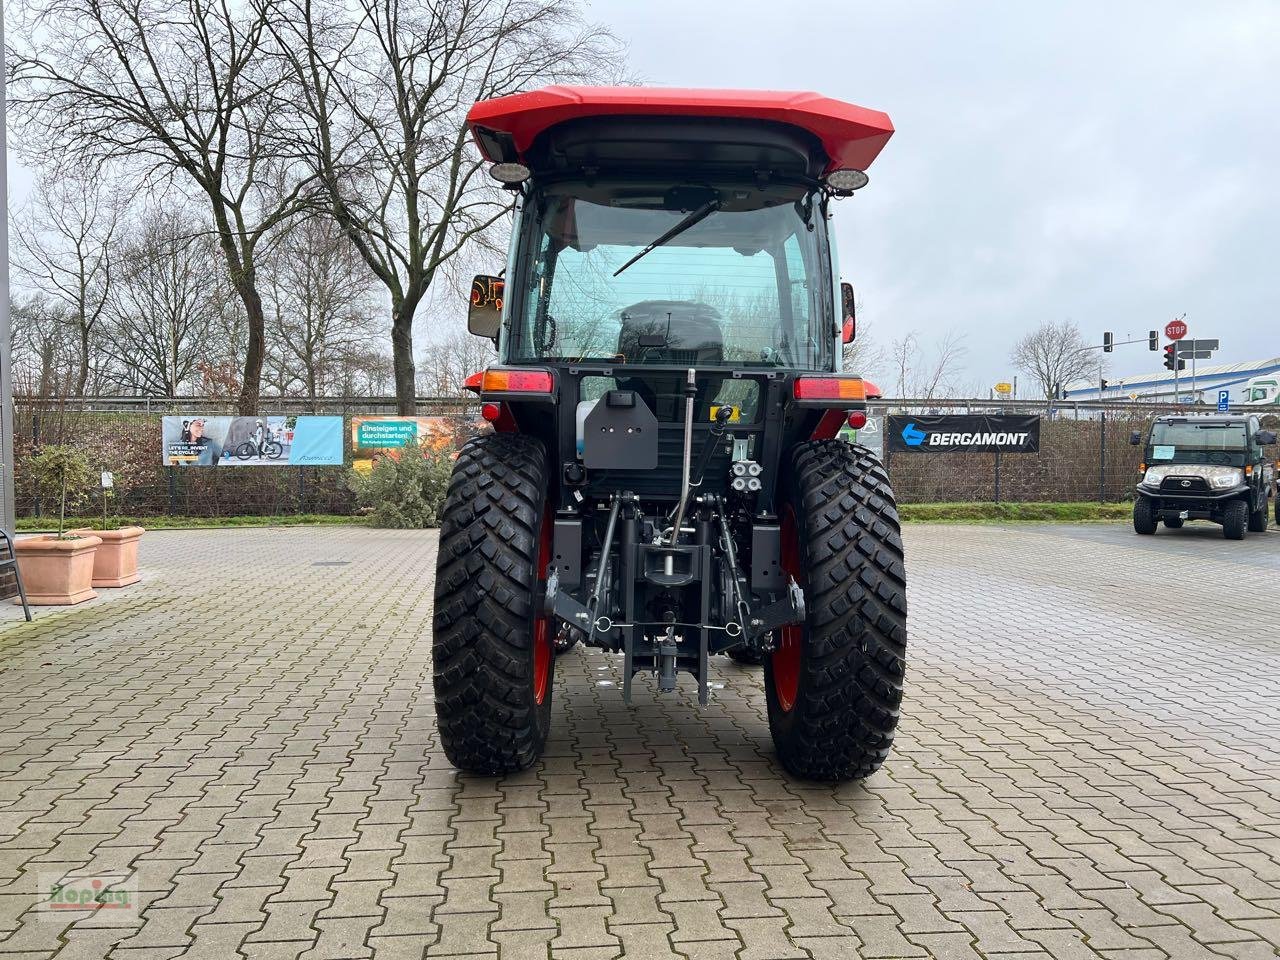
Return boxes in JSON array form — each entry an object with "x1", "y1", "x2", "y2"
[
  {"x1": 847, "y1": 411, "x2": 867, "y2": 430},
  {"x1": 481, "y1": 369, "x2": 554, "y2": 393},
  {"x1": 792, "y1": 376, "x2": 866, "y2": 401}
]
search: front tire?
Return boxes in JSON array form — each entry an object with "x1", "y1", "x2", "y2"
[
  {"x1": 764, "y1": 441, "x2": 907, "y2": 782},
  {"x1": 1248, "y1": 494, "x2": 1268, "y2": 533},
  {"x1": 1222, "y1": 499, "x2": 1248, "y2": 540},
  {"x1": 433, "y1": 434, "x2": 554, "y2": 774},
  {"x1": 1133, "y1": 498, "x2": 1157, "y2": 535}
]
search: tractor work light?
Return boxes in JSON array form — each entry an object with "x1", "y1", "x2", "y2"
[
  {"x1": 792, "y1": 376, "x2": 866, "y2": 401},
  {"x1": 481, "y1": 369, "x2": 554, "y2": 393},
  {"x1": 826, "y1": 168, "x2": 869, "y2": 192},
  {"x1": 489, "y1": 162, "x2": 531, "y2": 184}
]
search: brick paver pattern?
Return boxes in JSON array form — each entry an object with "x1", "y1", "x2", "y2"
[{"x1": 1, "y1": 523, "x2": 1279, "y2": 959}]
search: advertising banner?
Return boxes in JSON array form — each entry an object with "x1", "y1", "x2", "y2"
[
  {"x1": 886, "y1": 414, "x2": 1041, "y2": 453},
  {"x1": 162, "y1": 415, "x2": 344, "y2": 467},
  {"x1": 350, "y1": 416, "x2": 458, "y2": 473}
]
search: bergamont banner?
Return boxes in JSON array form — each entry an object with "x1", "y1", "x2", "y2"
[{"x1": 886, "y1": 415, "x2": 1041, "y2": 453}]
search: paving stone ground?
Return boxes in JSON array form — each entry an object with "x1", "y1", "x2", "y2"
[{"x1": 1, "y1": 522, "x2": 1279, "y2": 959}]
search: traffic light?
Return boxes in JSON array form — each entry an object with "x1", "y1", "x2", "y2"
[
  {"x1": 1148, "y1": 330, "x2": 1158, "y2": 351},
  {"x1": 1103, "y1": 331, "x2": 1113, "y2": 353},
  {"x1": 1100, "y1": 378, "x2": 1109, "y2": 393},
  {"x1": 1162, "y1": 344, "x2": 1185, "y2": 371}
]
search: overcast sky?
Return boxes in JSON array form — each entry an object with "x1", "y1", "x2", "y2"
[
  {"x1": 9, "y1": 2, "x2": 1277, "y2": 392},
  {"x1": 593, "y1": 0, "x2": 1280, "y2": 389}
]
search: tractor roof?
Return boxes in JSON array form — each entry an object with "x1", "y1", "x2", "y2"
[{"x1": 467, "y1": 86, "x2": 894, "y2": 175}]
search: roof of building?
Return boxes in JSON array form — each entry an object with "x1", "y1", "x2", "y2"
[
  {"x1": 1065, "y1": 356, "x2": 1280, "y2": 396},
  {"x1": 466, "y1": 86, "x2": 894, "y2": 174}
]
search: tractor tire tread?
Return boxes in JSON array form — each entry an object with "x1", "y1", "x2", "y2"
[
  {"x1": 433, "y1": 433, "x2": 551, "y2": 774},
  {"x1": 766, "y1": 441, "x2": 907, "y2": 782}
]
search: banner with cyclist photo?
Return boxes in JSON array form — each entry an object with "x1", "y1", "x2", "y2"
[{"x1": 161, "y1": 416, "x2": 344, "y2": 467}]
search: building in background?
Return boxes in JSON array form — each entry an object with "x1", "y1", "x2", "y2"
[{"x1": 1064, "y1": 356, "x2": 1280, "y2": 404}]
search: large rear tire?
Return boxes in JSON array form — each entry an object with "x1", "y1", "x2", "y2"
[
  {"x1": 764, "y1": 441, "x2": 907, "y2": 782},
  {"x1": 433, "y1": 434, "x2": 554, "y2": 774}
]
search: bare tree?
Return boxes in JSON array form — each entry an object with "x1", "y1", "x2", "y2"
[
  {"x1": 842, "y1": 304, "x2": 885, "y2": 382},
  {"x1": 1010, "y1": 319, "x2": 1096, "y2": 399},
  {"x1": 270, "y1": 0, "x2": 623, "y2": 413},
  {"x1": 12, "y1": 172, "x2": 120, "y2": 396},
  {"x1": 890, "y1": 330, "x2": 968, "y2": 401},
  {"x1": 101, "y1": 209, "x2": 220, "y2": 397},
  {"x1": 261, "y1": 216, "x2": 380, "y2": 407},
  {"x1": 10, "y1": 0, "x2": 312, "y2": 413},
  {"x1": 9, "y1": 294, "x2": 78, "y2": 399},
  {"x1": 417, "y1": 332, "x2": 496, "y2": 397}
]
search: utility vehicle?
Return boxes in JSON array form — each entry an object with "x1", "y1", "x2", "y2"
[
  {"x1": 433, "y1": 87, "x2": 906, "y2": 781},
  {"x1": 1131, "y1": 414, "x2": 1277, "y2": 539}
]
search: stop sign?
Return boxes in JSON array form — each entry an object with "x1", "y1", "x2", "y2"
[{"x1": 1165, "y1": 319, "x2": 1188, "y2": 341}]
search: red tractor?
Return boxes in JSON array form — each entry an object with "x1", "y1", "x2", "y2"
[{"x1": 434, "y1": 87, "x2": 906, "y2": 781}]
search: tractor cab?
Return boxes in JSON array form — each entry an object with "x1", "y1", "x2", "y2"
[{"x1": 437, "y1": 88, "x2": 906, "y2": 783}]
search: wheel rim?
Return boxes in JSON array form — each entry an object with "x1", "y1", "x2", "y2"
[
  {"x1": 773, "y1": 505, "x2": 803, "y2": 712},
  {"x1": 533, "y1": 507, "x2": 553, "y2": 705}
]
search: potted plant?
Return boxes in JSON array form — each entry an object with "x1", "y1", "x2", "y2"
[
  {"x1": 14, "y1": 445, "x2": 101, "y2": 605},
  {"x1": 70, "y1": 470, "x2": 145, "y2": 588}
]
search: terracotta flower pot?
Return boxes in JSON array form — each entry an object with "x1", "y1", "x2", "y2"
[
  {"x1": 13, "y1": 534, "x2": 102, "y2": 605},
  {"x1": 69, "y1": 526, "x2": 145, "y2": 588}
]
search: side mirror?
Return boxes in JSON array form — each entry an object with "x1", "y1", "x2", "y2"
[
  {"x1": 468, "y1": 275, "x2": 504, "y2": 340},
  {"x1": 840, "y1": 282, "x2": 856, "y2": 343},
  {"x1": 1129, "y1": 431, "x2": 1142, "y2": 446},
  {"x1": 1257, "y1": 430, "x2": 1277, "y2": 446}
]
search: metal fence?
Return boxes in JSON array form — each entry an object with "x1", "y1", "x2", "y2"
[{"x1": 13, "y1": 394, "x2": 1279, "y2": 521}]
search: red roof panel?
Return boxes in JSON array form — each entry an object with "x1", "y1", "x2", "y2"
[{"x1": 467, "y1": 86, "x2": 894, "y2": 174}]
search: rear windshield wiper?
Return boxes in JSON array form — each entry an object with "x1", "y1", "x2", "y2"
[{"x1": 613, "y1": 199, "x2": 721, "y2": 277}]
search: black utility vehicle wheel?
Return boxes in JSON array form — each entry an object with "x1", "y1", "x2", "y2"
[
  {"x1": 727, "y1": 647, "x2": 765, "y2": 666},
  {"x1": 1133, "y1": 498, "x2": 1157, "y2": 535},
  {"x1": 764, "y1": 441, "x2": 907, "y2": 782},
  {"x1": 1163, "y1": 516, "x2": 1183, "y2": 529},
  {"x1": 433, "y1": 434, "x2": 554, "y2": 774},
  {"x1": 1222, "y1": 499, "x2": 1248, "y2": 541},
  {"x1": 1248, "y1": 495, "x2": 1269, "y2": 533}
]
